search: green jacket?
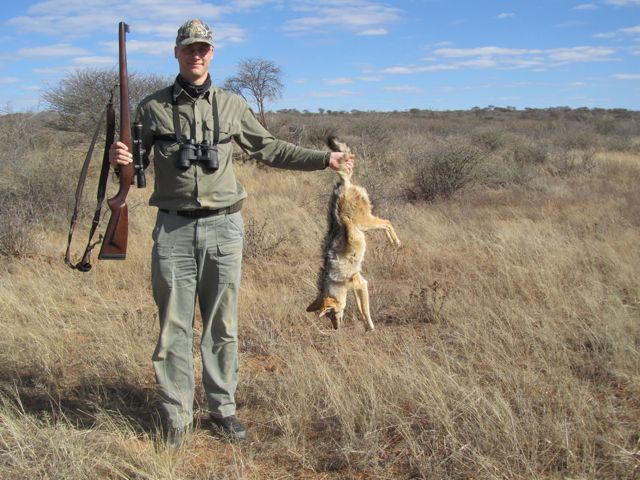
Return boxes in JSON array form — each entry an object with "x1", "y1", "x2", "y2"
[{"x1": 136, "y1": 81, "x2": 329, "y2": 210}]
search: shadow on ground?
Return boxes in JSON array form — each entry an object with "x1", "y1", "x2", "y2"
[{"x1": 0, "y1": 371, "x2": 163, "y2": 435}]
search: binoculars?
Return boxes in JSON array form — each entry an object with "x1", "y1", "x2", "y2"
[{"x1": 177, "y1": 139, "x2": 219, "y2": 171}]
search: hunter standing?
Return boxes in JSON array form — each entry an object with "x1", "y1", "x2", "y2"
[{"x1": 109, "y1": 19, "x2": 353, "y2": 447}]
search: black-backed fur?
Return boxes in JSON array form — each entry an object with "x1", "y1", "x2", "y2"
[{"x1": 327, "y1": 136, "x2": 342, "y2": 153}]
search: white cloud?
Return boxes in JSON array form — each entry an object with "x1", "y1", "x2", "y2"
[
  {"x1": 284, "y1": 1, "x2": 401, "y2": 35},
  {"x1": 324, "y1": 76, "x2": 382, "y2": 85},
  {"x1": 232, "y1": 0, "x2": 276, "y2": 8},
  {"x1": 603, "y1": 0, "x2": 640, "y2": 5},
  {"x1": 16, "y1": 43, "x2": 90, "y2": 57},
  {"x1": 449, "y1": 18, "x2": 467, "y2": 27},
  {"x1": 9, "y1": 0, "x2": 233, "y2": 39},
  {"x1": 359, "y1": 28, "x2": 388, "y2": 36},
  {"x1": 613, "y1": 73, "x2": 640, "y2": 79},
  {"x1": 437, "y1": 45, "x2": 614, "y2": 64},
  {"x1": 497, "y1": 13, "x2": 515, "y2": 19},
  {"x1": 547, "y1": 46, "x2": 615, "y2": 63},
  {"x1": 326, "y1": 77, "x2": 354, "y2": 85},
  {"x1": 312, "y1": 89, "x2": 360, "y2": 98},
  {"x1": 380, "y1": 44, "x2": 618, "y2": 76},
  {"x1": 0, "y1": 76, "x2": 20, "y2": 84},
  {"x1": 33, "y1": 65, "x2": 76, "y2": 75},
  {"x1": 435, "y1": 46, "x2": 541, "y2": 57},
  {"x1": 574, "y1": 3, "x2": 598, "y2": 10},
  {"x1": 381, "y1": 66, "x2": 413, "y2": 74},
  {"x1": 458, "y1": 58, "x2": 498, "y2": 68},
  {"x1": 556, "y1": 20, "x2": 587, "y2": 28},
  {"x1": 381, "y1": 64, "x2": 458, "y2": 74},
  {"x1": 100, "y1": 40, "x2": 173, "y2": 55},
  {"x1": 596, "y1": 23, "x2": 640, "y2": 38},
  {"x1": 620, "y1": 25, "x2": 640, "y2": 34},
  {"x1": 384, "y1": 85, "x2": 422, "y2": 93},
  {"x1": 73, "y1": 56, "x2": 115, "y2": 66}
]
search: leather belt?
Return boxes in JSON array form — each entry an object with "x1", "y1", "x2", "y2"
[{"x1": 160, "y1": 200, "x2": 242, "y2": 218}]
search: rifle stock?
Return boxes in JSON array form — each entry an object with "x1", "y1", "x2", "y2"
[{"x1": 99, "y1": 22, "x2": 133, "y2": 260}]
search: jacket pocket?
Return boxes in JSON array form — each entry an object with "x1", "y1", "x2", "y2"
[
  {"x1": 205, "y1": 118, "x2": 235, "y2": 143},
  {"x1": 214, "y1": 214, "x2": 243, "y2": 284}
]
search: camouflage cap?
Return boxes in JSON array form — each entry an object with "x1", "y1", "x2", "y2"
[{"x1": 176, "y1": 19, "x2": 213, "y2": 46}]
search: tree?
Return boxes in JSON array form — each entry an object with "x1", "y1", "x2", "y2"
[
  {"x1": 42, "y1": 68, "x2": 170, "y2": 134},
  {"x1": 223, "y1": 58, "x2": 283, "y2": 128}
]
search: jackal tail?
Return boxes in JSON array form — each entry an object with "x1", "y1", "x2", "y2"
[
  {"x1": 327, "y1": 136, "x2": 349, "y2": 154},
  {"x1": 326, "y1": 136, "x2": 353, "y2": 182}
]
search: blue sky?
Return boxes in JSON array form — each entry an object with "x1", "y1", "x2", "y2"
[{"x1": 0, "y1": 0, "x2": 639, "y2": 113}]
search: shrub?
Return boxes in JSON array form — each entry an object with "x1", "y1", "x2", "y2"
[
  {"x1": 0, "y1": 125, "x2": 77, "y2": 257},
  {"x1": 410, "y1": 141, "x2": 484, "y2": 201},
  {"x1": 550, "y1": 126, "x2": 600, "y2": 151},
  {"x1": 242, "y1": 218, "x2": 287, "y2": 261},
  {"x1": 0, "y1": 190, "x2": 38, "y2": 257},
  {"x1": 594, "y1": 115, "x2": 616, "y2": 135},
  {"x1": 550, "y1": 149, "x2": 597, "y2": 176},
  {"x1": 473, "y1": 129, "x2": 506, "y2": 152},
  {"x1": 512, "y1": 138, "x2": 549, "y2": 165}
]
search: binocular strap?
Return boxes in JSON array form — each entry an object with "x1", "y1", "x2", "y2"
[{"x1": 172, "y1": 91, "x2": 220, "y2": 145}]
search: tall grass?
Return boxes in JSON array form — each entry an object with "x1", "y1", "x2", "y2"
[{"x1": 1, "y1": 109, "x2": 639, "y2": 479}]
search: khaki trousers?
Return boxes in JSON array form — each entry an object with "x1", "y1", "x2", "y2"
[{"x1": 151, "y1": 209, "x2": 244, "y2": 429}]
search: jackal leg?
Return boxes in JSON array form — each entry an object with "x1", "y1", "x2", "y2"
[
  {"x1": 352, "y1": 273, "x2": 375, "y2": 331},
  {"x1": 357, "y1": 215, "x2": 401, "y2": 246}
]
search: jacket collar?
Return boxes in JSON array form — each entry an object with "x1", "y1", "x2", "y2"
[{"x1": 171, "y1": 79, "x2": 214, "y2": 104}]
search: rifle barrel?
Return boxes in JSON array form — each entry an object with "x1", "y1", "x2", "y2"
[{"x1": 98, "y1": 21, "x2": 132, "y2": 260}]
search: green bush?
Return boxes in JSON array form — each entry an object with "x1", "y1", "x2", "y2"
[
  {"x1": 512, "y1": 138, "x2": 549, "y2": 165},
  {"x1": 473, "y1": 129, "x2": 506, "y2": 152},
  {"x1": 411, "y1": 141, "x2": 484, "y2": 201},
  {"x1": 550, "y1": 149, "x2": 597, "y2": 176},
  {"x1": 0, "y1": 127, "x2": 78, "y2": 257}
]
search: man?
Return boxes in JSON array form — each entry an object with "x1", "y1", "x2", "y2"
[{"x1": 109, "y1": 19, "x2": 353, "y2": 447}]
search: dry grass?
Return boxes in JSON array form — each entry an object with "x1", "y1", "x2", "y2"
[{"x1": 1, "y1": 109, "x2": 639, "y2": 479}]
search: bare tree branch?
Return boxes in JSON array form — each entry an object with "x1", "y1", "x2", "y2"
[
  {"x1": 42, "y1": 68, "x2": 171, "y2": 134},
  {"x1": 223, "y1": 58, "x2": 283, "y2": 128}
]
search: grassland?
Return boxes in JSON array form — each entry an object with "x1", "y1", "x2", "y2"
[{"x1": 0, "y1": 107, "x2": 639, "y2": 479}]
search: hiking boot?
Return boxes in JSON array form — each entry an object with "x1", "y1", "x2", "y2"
[
  {"x1": 210, "y1": 415, "x2": 248, "y2": 442},
  {"x1": 165, "y1": 424, "x2": 190, "y2": 449}
]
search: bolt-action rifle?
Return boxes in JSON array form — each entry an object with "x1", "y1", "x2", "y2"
[
  {"x1": 98, "y1": 21, "x2": 146, "y2": 260},
  {"x1": 65, "y1": 22, "x2": 145, "y2": 271}
]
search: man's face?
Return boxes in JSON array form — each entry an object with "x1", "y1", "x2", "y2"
[{"x1": 175, "y1": 42, "x2": 214, "y2": 84}]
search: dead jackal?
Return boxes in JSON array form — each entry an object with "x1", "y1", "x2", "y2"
[{"x1": 306, "y1": 137, "x2": 401, "y2": 331}]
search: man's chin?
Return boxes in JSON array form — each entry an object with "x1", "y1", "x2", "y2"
[{"x1": 182, "y1": 72, "x2": 206, "y2": 83}]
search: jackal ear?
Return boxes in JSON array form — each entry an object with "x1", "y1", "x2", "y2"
[
  {"x1": 318, "y1": 305, "x2": 336, "y2": 318},
  {"x1": 306, "y1": 297, "x2": 337, "y2": 316},
  {"x1": 318, "y1": 297, "x2": 338, "y2": 318},
  {"x1": 306, "y1": 298, "x2": 323, "y2": 313}
]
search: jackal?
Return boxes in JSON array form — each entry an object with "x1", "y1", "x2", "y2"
[{"x1": 306, "y1": 137, "x2": 401, "y2": 331}]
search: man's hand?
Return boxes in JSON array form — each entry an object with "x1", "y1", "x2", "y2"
[
  {"x1": 328, "y1": 152, "x2": 355, "y2": 173},
  {"x1": 109, "y1": 141, "x2": 133, "y2": 167}
]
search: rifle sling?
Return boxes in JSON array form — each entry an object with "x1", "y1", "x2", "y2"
[{"x1": 64, "y1": 98, "x2": 116, "y2": 272}]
